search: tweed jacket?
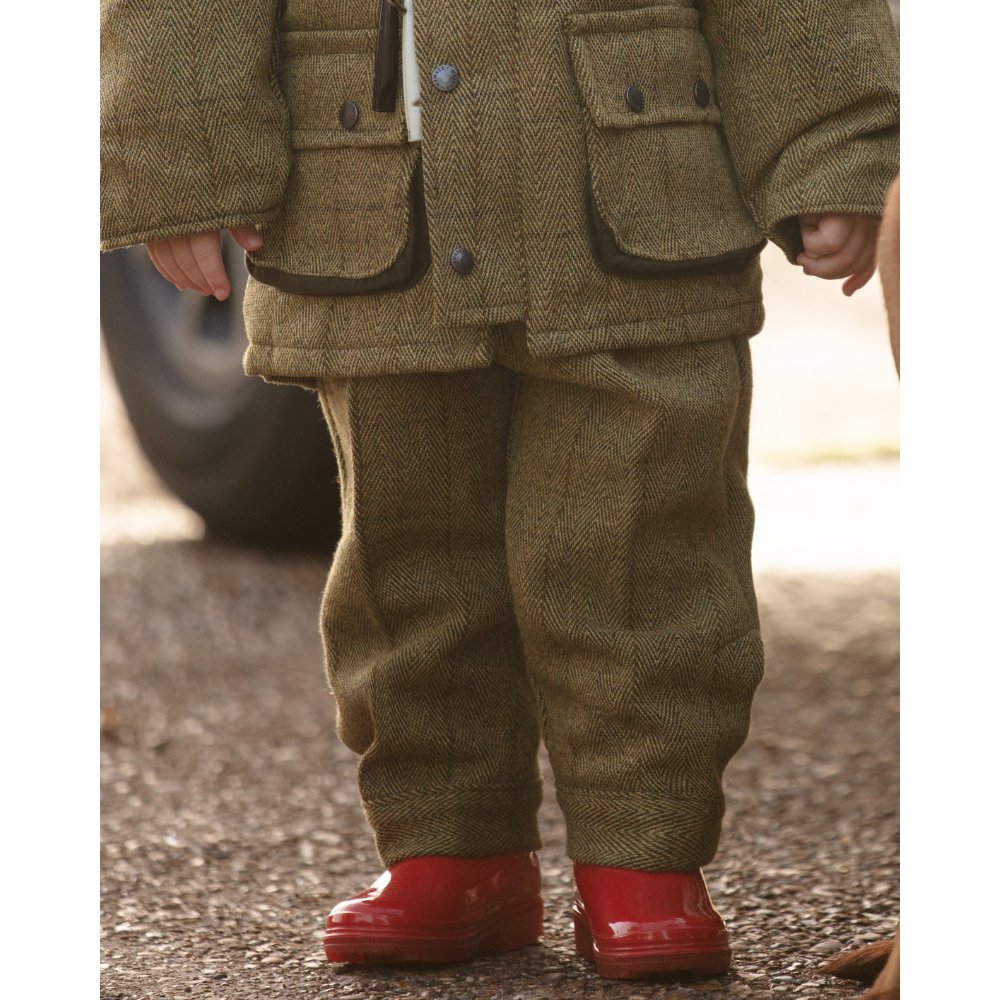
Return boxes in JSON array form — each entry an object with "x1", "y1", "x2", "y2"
[{"x1": 100, "y1": 0, "x2": 900, "y2": 382}]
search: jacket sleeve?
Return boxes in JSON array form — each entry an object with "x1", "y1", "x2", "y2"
[
  {"x1": 699, "y1": 0, "x2": 899, "y2": 262},
  {"x1": 100, "y1": 1, "x2": 291, "y2": 251}
]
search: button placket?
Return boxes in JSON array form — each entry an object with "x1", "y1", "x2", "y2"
[
  {"x1": 415, "y1": 2, "x2": 528, "y2": 325},
  {"x1": 428, "y1": 59, "x2": 476, "y2": 280}
]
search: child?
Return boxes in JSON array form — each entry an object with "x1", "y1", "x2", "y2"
[{"x1": 101, "y1": 0, "x2": 899, "y2": 979}]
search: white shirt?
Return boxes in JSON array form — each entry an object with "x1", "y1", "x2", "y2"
[{"x1": 401, "y1": 0, "x2": 421, "y2": 141}]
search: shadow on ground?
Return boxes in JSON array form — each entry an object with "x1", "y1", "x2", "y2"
[{"x1": 101, "y1": 538, "x2": 897, "y2": 1000}]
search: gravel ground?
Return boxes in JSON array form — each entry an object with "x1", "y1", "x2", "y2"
[{"x1": 101, "y1": 384, "x2": 898, "y2": 1000}]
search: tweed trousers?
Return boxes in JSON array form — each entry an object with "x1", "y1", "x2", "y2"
[{"x1": 316, "y1": 325, "x2": 764, "y2": 871}]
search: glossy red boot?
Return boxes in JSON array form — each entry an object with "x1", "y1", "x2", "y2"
[
  {"x1": 323, "y1": 852, "x2": 544, "y2": 965},
  {"x1": 572, "y1": 865, "x2": 731, "y2": 979}
]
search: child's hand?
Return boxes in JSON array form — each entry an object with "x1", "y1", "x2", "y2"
[
  {"x1": 145, "y1": 226, "x2": 262, "y2": 301},
  {"x1": 796, "y1": 213, "x2": 879, "y2": 297}
]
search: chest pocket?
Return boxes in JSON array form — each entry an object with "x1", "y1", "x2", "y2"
[
  {"x1": 563, "y1": 4, "x2": 765, "y2": 275},
  {"x1": 247, "y1": 29, "x2": 429, "y2": 296}
]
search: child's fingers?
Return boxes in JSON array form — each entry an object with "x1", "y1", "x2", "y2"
[
  {"x1": 797, "y1": 218, "x2": 874, "y2": 278},
  {"x1": 170, "y1": 235, "x2": 218, "y2": 297},
  {"x1": 188, "y1": 231, "x2": 231, "y2": 300},
  {"x1": 800, "y1": 214, "x2": 853, "y2": 257},
  {"x1": 146, "y1": 244, "x2": 183, "y2": 291},
  {"x1": 229, "y1": 225, "x2": 263, "y2": 252},
  {"x1": 147, "y1": 235, "x2": 230, "y2": 295},
  {"x1": 822, "y1": 217, "x2": 872, "y2": 268},
  {"x1": 153, "y1": 240, "x2": 193, "y2": 291},
  {"x1": 842, "y1": 256, "x2": 877, "y2": 297}
]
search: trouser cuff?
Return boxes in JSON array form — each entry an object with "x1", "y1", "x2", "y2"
[
  {"x1": 558, "y1": 787, "x2": 725, "y2": 871},
  {"x1": 365, "y1": 780, "x2": 544, "y2": 869}
]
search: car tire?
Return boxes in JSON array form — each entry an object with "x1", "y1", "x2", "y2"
[{"x1": 100, "y1": 240, "x2": 341, "y2": 551}]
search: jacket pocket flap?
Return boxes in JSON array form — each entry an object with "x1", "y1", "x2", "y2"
[
  {"x1": 563, "y1": 5, "x2": 721, "y2": 131},
  {"x1": 247, "y1": 28, "x2": 427, "y2": 294},
  {"x1": 248, "y1": 144, "x2": 423, "y2": 284},
  {"x1": 281, "y1": 30, "x2": 407, "y2": 148},
  {"x1": 563, "y1": 4, "x2": 764, "y2": 270}
]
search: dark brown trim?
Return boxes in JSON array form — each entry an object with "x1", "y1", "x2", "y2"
[
  {"x1": 373, "y1": 0, "x2": 402, "y2": 113},
  {"x1": 585, "y1": 168, "x2": 766, "y2": 277},
  {"x1": 246, "y1": 158, "x2": 430, "y2": 297}
]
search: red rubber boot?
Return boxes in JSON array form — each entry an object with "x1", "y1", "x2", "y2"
[
  {"x1": 323, "y1": 852, "x2": 544, "y2": 965},
  {"x1": 572, "y1": 865, "x2": 731, "y2": 979}
]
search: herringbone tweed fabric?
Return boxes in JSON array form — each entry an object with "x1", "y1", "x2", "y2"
[
  {"x1": 316, "y1": 325, "x2": 762, "y2": 870},
  {"x1": 101, "y1": 0, "x2": 899, "y2": 383},
  {"x1": 100, "y1": 1, "x2": 290, "y2": 249}
]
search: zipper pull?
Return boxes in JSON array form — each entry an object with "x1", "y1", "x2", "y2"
[{"x1": 373, "y1": 0, "x2": 403, "y2": 112}]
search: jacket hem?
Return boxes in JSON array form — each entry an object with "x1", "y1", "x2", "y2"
[
  {"x1": 242, "y1": 298, "x2": 765, "y2": 384},
  {"x1": 243, "y1": 338, "x2": 495, "y2": 387},
  {"x1": 525, "y1": 299, "x2": 765, "y2": 357}
]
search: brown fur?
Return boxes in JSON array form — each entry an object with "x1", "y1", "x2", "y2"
[
  {"x1": 867, "y1": 929, "x2": 900, "y2": 1000},
  {"x1": 822, "y1": 930, "x2": 899, "y2": 1000},
  {"x1": 822, "y1": 937, "x2": 895, "y2": 983}
]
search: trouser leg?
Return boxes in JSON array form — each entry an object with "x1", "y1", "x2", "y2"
[
  {"x1": 317, "y1": 369, "x2": 542, "y2": 868},
  {"x1": 500, "y1": 332, "x2": 764, "y2": 871}
]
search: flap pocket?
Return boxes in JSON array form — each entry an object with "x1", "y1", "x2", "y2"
[
  {"x1": 280, "y1": 30, "x2": 407, "y2": 149},
  {"x1": 247, "y1": 29, "x2": 428, "y2": 296},
  {"x1": 564, "y1": 5, "x2": 765, "y2": 272}
]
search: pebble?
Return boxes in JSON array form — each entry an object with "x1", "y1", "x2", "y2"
[{"x1": 811, "y1": 939, "x2": 843, "y2": 955}]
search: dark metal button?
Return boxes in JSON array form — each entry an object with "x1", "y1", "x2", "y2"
[
  {"x1": 624, "y1": 84, "x2": 645, "y2": 113},
  {"x1": 339, "y1": 100, "x2": 360, "y2": 129},
  {"x1": 431, "y1": 64, "x2": 460, "y2": 92},
  {"x1": 693, "y1": 79, "x2": 711, "y2": 107},
  {"x1": 449, "y1": 247, "x2": 475, "y2": 275}
]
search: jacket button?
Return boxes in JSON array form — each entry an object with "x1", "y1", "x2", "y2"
[
  {"x1": 449, "y1": 247, "x2": 475, "y2": 275},
  {"x1": 339, "y1": 100, "x2": 360, "y2": 129},
  {"x1": 624, "y1": 84, "x2": 645, "y2": 113},
  {"x1": 693, "y1": 79, "x2": 711, "y2": 107},
  {"x1": 431, "y1": 64, "x2": 460, "y2": 92}
]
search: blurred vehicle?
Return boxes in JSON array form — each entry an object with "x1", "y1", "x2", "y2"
[{"x1": 100, "y1": 239, "x2": 341, "y2": 550}]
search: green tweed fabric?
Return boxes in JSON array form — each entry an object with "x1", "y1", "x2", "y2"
[
  {"x1": 316, "y1": 325, "x2": 762, "y2": 870},
  {"x1": 100, "y1": 0, "x2": 899, "y2": 382},
  {"x1": 100, "y1": 1, "x2": 290, "y2": 250}
]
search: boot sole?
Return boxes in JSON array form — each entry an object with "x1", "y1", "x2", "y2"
[
  {"x1": 573, "y1": 908, "x2": 731, "y2": 979},
  {"x1": 324, "y1": 897, "x2": 543, "y2": 965}
]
